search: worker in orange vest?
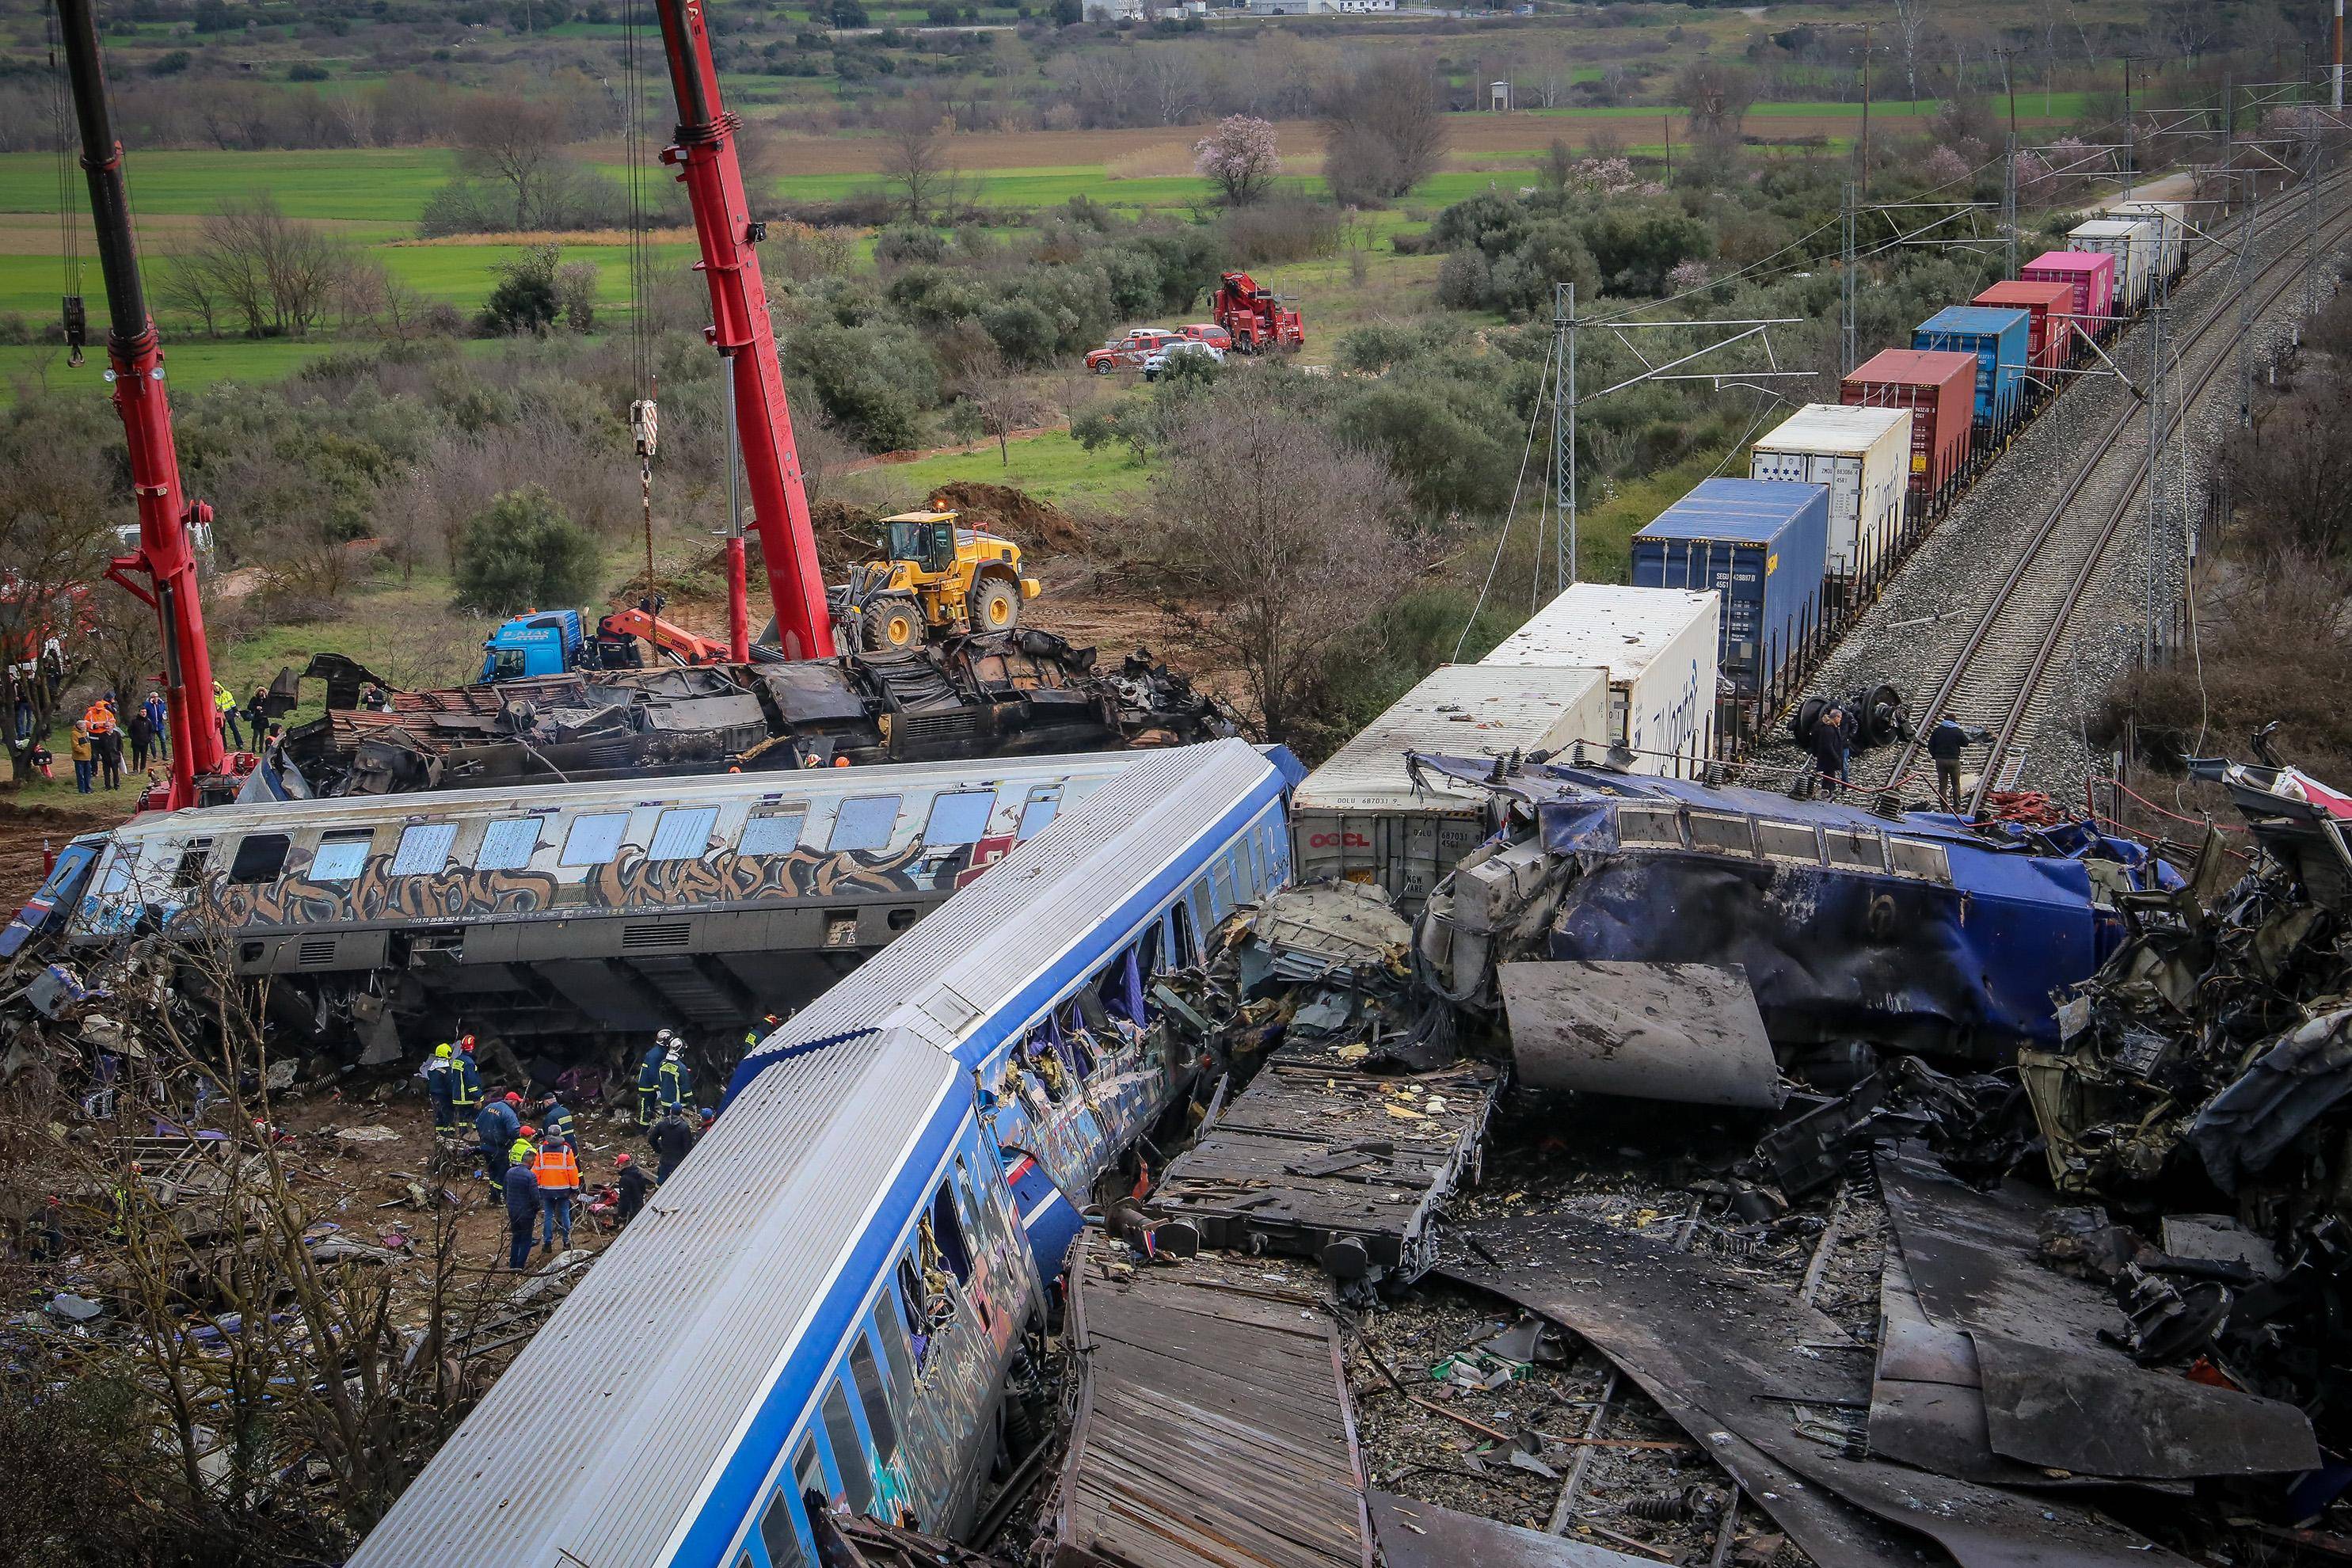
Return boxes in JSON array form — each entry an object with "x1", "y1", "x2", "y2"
[{"x1": 531, "y1": 1125, "x2": 581, "y2": 1255}]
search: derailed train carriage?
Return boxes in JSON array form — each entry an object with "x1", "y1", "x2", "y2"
[
  {"x1": 10, "y1": 750, "x2": 1182, "y2": 1060},
  {"x1": 345, "y1": 739, "x2": 1296, "y2": 1568}
]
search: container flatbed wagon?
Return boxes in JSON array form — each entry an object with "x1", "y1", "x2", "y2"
[
  {"x1": 1480, "y1": 584, "x2": 1722, "y2": 778},
  {"x1": 1973, "y1": 279, "x2": 2079, "y2": 398},
  {"x1": 1292, "y1": 663, "x2": 1608, "y2": 910},
  {"x1": 1630, "y1": 478, "x2": 1830, "y2": 711},
  {"x1": 1840, "y1": 348, "x2": 1978, "y2": 522},
  {"x1": 1747, "y1": 403, "x2": 1913, "y2": 603},
  {"x1": 2068, "y1": 218, "x2": 2162, "y2": 318},
  {"x1": 2114, "y1": 199, "x2": 2188, "y2": 285},
  {"x1": 2019, "y1": 250, "x2": 2115, "y2": 363},
  {"x1": 1912, "y1": 306, "x2": 2033, "y2": 450}
]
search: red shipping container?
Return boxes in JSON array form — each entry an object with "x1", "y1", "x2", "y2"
[
  {"x1": 1975, "y1": 279, "x2": 2077, "y2": 374},
  {"x1": 2021, "y1": 251, "x2": 2117, "y2": 356},
  {"x1": 1840, "y1": 348, "x2": 1977, "y2": 507}
]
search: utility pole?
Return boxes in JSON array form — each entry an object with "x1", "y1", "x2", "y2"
[
  {"x1": 1841, "y1": 181, "x2": 1859, "y2": 373},
  {"x1": 2305, "y1": 131, "x2": 2323, "y2": 318},
  {"x1": 1859, "y1": 21, "x2": 1873, "y2": 197},
  {"x1": 2335, "y1": 0, "x2": 2345, "y2": 112},
  {"x1": 2001, "y1": 50, "x2": 2019, "y2": 276},
  {"x1": 1555, "y1": 282, "x2": 1577, "y2": 591},
  {"x1": 1663, "y1": 116, "x2": 1673, "y2": 184},
  {"x1": 2142, "y1": 287, "x2": 2162, "y2": 657}
]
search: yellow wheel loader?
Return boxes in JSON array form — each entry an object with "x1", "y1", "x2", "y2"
[{"x1": 833, "y1": 508, "x2": 1042, "y2": 654}]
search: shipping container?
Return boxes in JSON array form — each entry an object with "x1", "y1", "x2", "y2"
[
  {"x1": 1631, "y1": 478, "x2": 1829, "y2": 702},
  {"x1": 1748, "y1": 403, "x2": 1913, "y2": 587},
  {"x1": 2114, "y1": 199, "x2": 2187, "y2": 283},
  {"x1": 1840, "y1": 348, "x2": 1977, "y2": 514},
  {"x1": 2022, "y1": 250, "x2": 2117, "y2": 351},
  {"x1": 1292, "y1": 663, "x2": 1608, "y2": 908},
  {"x1": 1973, "y1": 279, "x2": 2078, "y2": 380},
  {"x1": 2068, "y1": 218, "x2": 2160, "y2": 314},
  {"x1": 1912, "y1": 306, "x2": 2032, "y2": 438},
  {"x1": 1481, "y1": 583, "x2": 1722, "y2": 777}
]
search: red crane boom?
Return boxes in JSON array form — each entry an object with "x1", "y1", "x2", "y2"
[
  {"x1": 58, "y1": 0, "x2": 224, "y2": 810},
  {"x1": 650, "y1": 0, "x2": 835, "y2": 660}
]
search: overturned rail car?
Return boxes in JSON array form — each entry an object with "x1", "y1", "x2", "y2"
[
  {"x1": 1418, "y1": 758, "x2": 2175, "y2": 1062},
  {"x1": 22, "y1": 750, "x2": 1178, "y2": 1060},
  {"x1": 284, "y1": 630, "x2": 1230, "y2": 797}
]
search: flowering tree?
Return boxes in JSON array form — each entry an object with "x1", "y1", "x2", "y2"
[
  {"x1": 1921, "y1": 146, "x2": 1972, "y2": 189},
  {"x1": 1194, "y1": 115, "x2": 1281, "y2": 206}
]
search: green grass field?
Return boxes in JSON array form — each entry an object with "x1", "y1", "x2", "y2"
[{"x1": 845, "y1": 428, "x2": 1151, "y2": 510}]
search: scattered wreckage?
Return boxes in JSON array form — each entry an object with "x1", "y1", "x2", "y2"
[{"x1": 279, "y1": 630, "x2": 1231, "y2": 798}]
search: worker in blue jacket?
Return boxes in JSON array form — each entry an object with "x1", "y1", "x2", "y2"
[
  {"x1": 539, "y1": 1093, "x2": 576, "y2": 1152},
  {"x1": 475, "y1": 1091, "x2": 522, "y2": 1183},
  {"x1": 637, "y1": 1029, "x2": 674, "y2": 1127},
  {"x1": 502, "y1": 1154, "x2": 542, "y2": 1272},
  {"x1": 657, "y1": 1045, "x2": 693, "y2": 1119},
  {"x1": 451, "y1": 1036, "x2": 484, "y2": 1122}
]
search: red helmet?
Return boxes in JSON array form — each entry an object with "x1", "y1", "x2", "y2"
[
  {"x1": 459, "y1": 1034, "x2": 477, "y2": 1052},
  {"x1": 519, "y1": 1125, "x2": 538, "y2": 1139},
  {"x1": 615, "y1": 1153, "x2": 632, "y2": 1167},
  {"x1": 504, "y1": 1091, "x2": 522, "y2": 1105}
]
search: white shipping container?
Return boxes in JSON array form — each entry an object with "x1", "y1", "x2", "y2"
[
  {"x1": 2113, "y1": 200, "x2": 2186, "y2": 283},
  {"x1": 2068, "y1": 217, "x2": 2160, "y2": 314},
  {"x1": 1292, "y1": 663, "x2": 1609, "y2": 908},
  {"x1": 1481, "y1": 583, "x2": 1722, "y2": 777},
  {"x1": 1747, "y1": 404, "x2": 1912, "y2": 581}
]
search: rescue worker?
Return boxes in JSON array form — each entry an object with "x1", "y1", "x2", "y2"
[
  {"x1": 1928, "y1": 716, "x2": 1994, "y2": 815},
  {"x1": 742, "y1": 1013, "x2": 781, "y2": 1054},
  {"x1": 450, "y1": 1036, "x2": 484, "y2": 1123},
  {"x1": 636, "y1": 1030, "x2": 674, "y2": 1127},
  {"x1": 214, "y1": 681, "x2": 243, "y2": 749},
  {"x1": 502, "y1": 1147, "x2": 541, "y2": 1272},
  {"x1": 509, "y1": 1125, "x2": 539, "y2": 1179},
  {"x1": 531, "y1": 1125, "x2": 580, "y2": 1254},
  {"x1": 539, "y1": 1092, "x2": 576, "y2": 1152},
  {"x1": 422, "y1": 1043, "x2": 458, "y2": 1136},
  {"x1": 69, "y1": 721, "x2": 92, "y2": 794},
  {"x1": 657, "y1": 1043, "x2": 692, "y2": 1119},
  {"x1": 475, "y1": 1091, "x2": 521, "y2": 1183},
  {"x1": 614, "y1": 1152, "x2": 653, "y2": 1222},
  {"x1": 142, "y1": 689, "x2": 168, "y2": 759},
  {"x1": 649, "y1": 1107, "x2": 696, "y2": 1182},
  {"x1": 1809, "y1": 706, "x2": 1851, "y2": 798}
]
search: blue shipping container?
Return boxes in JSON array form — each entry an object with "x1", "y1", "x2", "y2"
[
  {"x1": 1912, "y1": 306, "x2": 2031, "y2": 432},
  {"x1": 1631, "y1": 478, "x2": 1830, "y2": 698}
]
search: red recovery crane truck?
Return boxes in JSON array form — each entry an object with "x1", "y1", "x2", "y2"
[
  {"x1": 58, "y1": 0, "x2": 226, "y2": 812},
  {"x1": 651, "y1": 0, "x2": 834, "y2": 662},
  {"x1": 1208, "y1": 270, "x2": 1304, "y2": 354}
]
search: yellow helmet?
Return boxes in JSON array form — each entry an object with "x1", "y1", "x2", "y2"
[{"x1": 435, "y1": 1043, "x2": 452, "y2": 1059}]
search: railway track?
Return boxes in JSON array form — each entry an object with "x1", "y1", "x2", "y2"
[{"x1": 1872, "y1": 172, "x2": 2352, "y2": 813}]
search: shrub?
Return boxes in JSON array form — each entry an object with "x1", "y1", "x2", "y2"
[
  {"x1": 782, "y1": 319, "x2": 940, "y2": 451},
  {"x1": 451, "y1": 485, "x2": 603, "y2": 614},
  {"x1": 875, "y1": 223, "x2": 949, "y2": 265},
  {"x1": 1219, "y1": 197, "x2": 1341, "y2": 266}
]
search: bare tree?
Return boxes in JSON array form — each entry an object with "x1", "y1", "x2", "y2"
[
  {"x1": 1676, "y1": 61, "x2": 1757, "y2": 146},
  {"x1": 1143, "y1": 47, "x2": 1208, "y2": 127},
  {"x1": 1147, "y1": 385, "x2": 1414, "y2": 745},
  {"x1": 878, "y1": 96, "x2": 953, "y2": 224},
  {"x1": 165, "y1": 196, "x2": 353, "y2": 339},
  {"x1": 1890, "y1": 0, "x2": 1932, "y2": 101},
  {"x1": 1321, "y1": 58, "x2": 1448, "y2": 205},
  {"x1": 949, "y1": 338, "x2": 1045, "y2": 466},
  {"x1": 457, "y1": 96, "x2": 571, "y2": 230},
  {"x1": 0, "y1": 421, "x2": 110, "y2": 789}
]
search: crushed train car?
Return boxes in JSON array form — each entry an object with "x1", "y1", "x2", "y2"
[
  {"x1": 283, "y1": 630, "x2": 1231, "y2": 797},
  {"x1": 1412, "y1": 757, "x2": 2176, "y2": 1083}
]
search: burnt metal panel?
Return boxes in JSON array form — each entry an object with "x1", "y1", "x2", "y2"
[
  {"x1": 1876, "y1": 1151, "x2": 2319, "y2": 1480},
  {"x1": 1369, "y1": 1492, "x2": 1656, "y2": 1568},
  {"x1": 1498, "y1": 960, "x2": 1783, "y2": 1108}
]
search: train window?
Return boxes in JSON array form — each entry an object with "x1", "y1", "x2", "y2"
[
  {"x1": 1756, "y1": 822, "x2": 1822, "y2": 863},
  {"x1": 1616, "y1": 806, "x2": 1684, "y2": 849},
  {"x1": 310, "y1": 832, "x2": 373, "y2": 883},
  {"x1": 930, "y1": 1182, "x2": 972, "y2": 1284},
  {"x1": 820, "y1": 1381, "x2": 876, "y2": 1514},
  {"x1": 922, "y1": 790, "x2": 996, "y2": 847},
  {"x1": 829, "y1": 796, "x2": 900, "y2": 853},
  {"x1": 849, "y1": 1335, "x2": 899, "y2": 1460},
  {"x1": 1189, "y1": 881, "x2": 1212, "y2": 941},
  {"x1": 759, "y1": 1490, "x2": 807, "y2": 1568},
  {"x1": 1246, "y1": 829, "x2": 1265, "y2": 890},
  {"x1": 1686, "y1": 813, "x2": 1755, "y2": 857},
  {"x1": 226, "y1": 834, "x2": 290, "y2": 885},
  {"x1": 794, "y1": 1435, "x2": 824, "y2": 1502},
  {"x1": 738, "y1": 809, "x2": 807, "y2": 856},
  {"x1": 1017, "y1": 786, "x2": 1061, "y2": 840},
  {"x1": 872, "y1": 1300, "x2": 915, "y2": 1401},
  {"x1": 389, "y1": 823, "x2": 458, "y2": 877},
  {"x1": 1228, "y1": 844, "x2": 1252, "y2": 899},
  {"x1": 169, "y1": 839, "x2": 213, "y2": 889},
  {"x1": 476, "y1": 818, "x2": 541, "y2": 872},
  {"x1": 560, "y1": 813, "x2": 630, "y2": 866},
  {"x1": 1169, "y1": 900, "x2": 1197, "y2": 967},
  {"x1": 649, "y1": 806, "x2": 720, "y2": 862},
  {"x1": 1822, "y1": 828, "x2": 1887, "y2": 871},
  {"x1": 1887, "y1": 839, "x2": 1951, "y2": 883}
]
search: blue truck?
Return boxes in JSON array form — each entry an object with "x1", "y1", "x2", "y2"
[
  {"x1": 1912, "y1": 305, "x2": 2032, "y2": 443},
  {"x1": 478, "y1": 610, "x2": 585, "y2": 683},
  {"x1": 1631, "y1": 478, "x2": 1830, "y2": 700}
]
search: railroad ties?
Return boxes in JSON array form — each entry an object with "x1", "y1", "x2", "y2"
[
  {"x1": 1051, "y1": 1236, "x2": 1372, "y2": 1568},
  {"x1": 1150, "y1": 1037, "x2": 1503, "y2": 1285}
]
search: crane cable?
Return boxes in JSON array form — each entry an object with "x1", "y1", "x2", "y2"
[
  {"x1": 621, "y1": 0, "x2": 658, "y2": 591},
  {"x1": 45, "y1": 3, "x2": 84, "y2": 367}
]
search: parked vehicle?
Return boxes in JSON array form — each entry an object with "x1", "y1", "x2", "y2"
[
  {"x1": 1082, "y1": 328, "x2": 1180, "y2": 375},
  {"x1": 1177, "y1": 323, "x2": 1232, "y2": 350},
  {"x1": 1142, "y1": 341, "x2": 1224, "y2": 380},
  {"x1": 1208, "y1": 272, "x2": 1303, "y2": 352}
]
